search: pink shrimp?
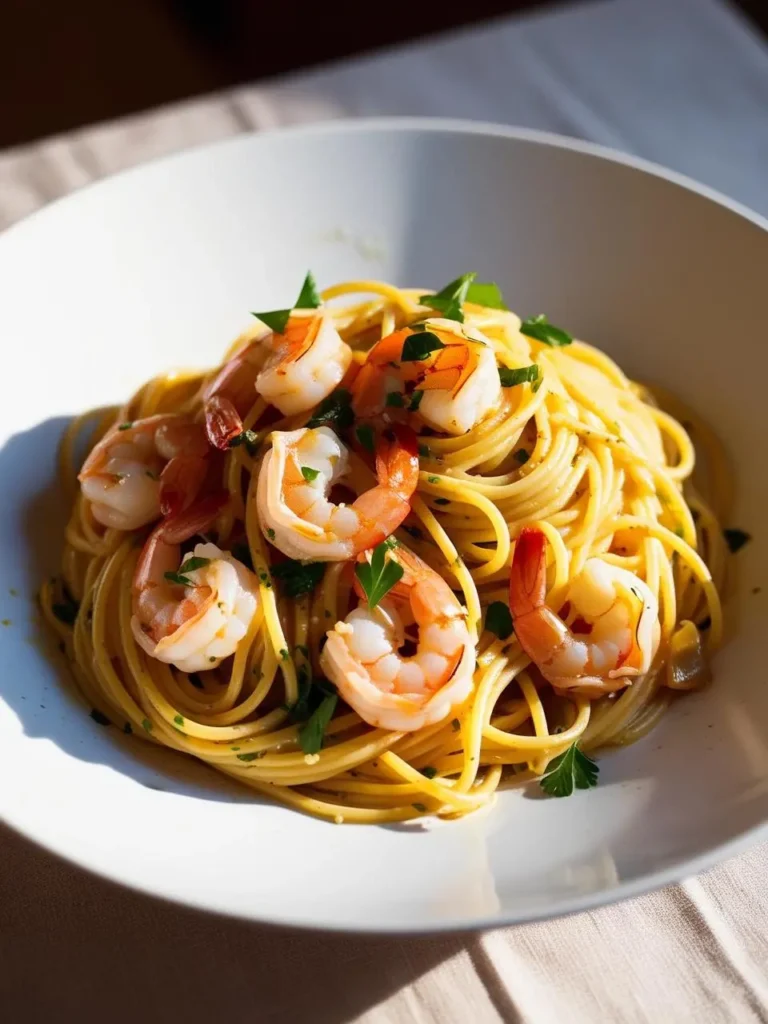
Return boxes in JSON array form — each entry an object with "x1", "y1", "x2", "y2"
[
  {"x1": 204, "y1": 312, "x2": 352, "y2": 449},
  {"x1": 78, "y1": 414, "x2": 209, "y2": 530},
  {"x1": 320, "y1": 546, "x2": 474, "y2": 731},
  {"x1": 131, "y1": 493, "x2": 259, "y2": 673},
  {"x1": 509, "y1": 526, "x2": 660, "y2": 698},
  {"x1": 257, "y1": 424, "x2": 419, "y2": 561}
]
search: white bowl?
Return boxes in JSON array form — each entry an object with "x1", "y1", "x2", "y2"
[{"x1": 1, "y1": 119, "x2": 766, "y2": 934}]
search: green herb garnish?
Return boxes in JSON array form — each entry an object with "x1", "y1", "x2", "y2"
[
  {"x1": 356, "y1": 425, "x2": 375, "y2": 453},
  {"x1": 89, "y1": 708, "x2": 110, "y2": 727},
  {"x1": 236, "y1": 751, "x2": 263, "y2": 762},
  {"x1": 485, "y1": 601, "x2": 514, "y2": 640},
  {"x1": 300, "y1": 466, "x2": 320, "y2": 483},
  {"x1": 355, "y1": 541, "x2": 404, "y2": 609},
  {"x1": 499, "y1": 364, "x2": 540, "y2": 388},
  {"x1": 419, "y1": 272, "x2": 476, "y2": 323},
  {"x1": 299, "y1": 692, "x2": 338, "y2": 755},
  {"x1": 417, "y1": 443, "x2": 430, "y2": 458},
  {"x1": 401, "y1": 331, "x2": 446, "y2": 362},
  {"x1": 385, "y1": 391, "x2": 405, "y2": 408},
  {"x1": 465, "y1": 280, "x2": 508, "y2": 310},
  {"x1": 118, "y1": 422, "x2": 133, "y2": 431},
  {"x1": 251, "y1": 271, "x2": 321, "y2": 334},
  {"x1": 515, "y1": 449, "x2": 530, "y2": 465},
  {"x1": 724, "y1": 528, "x2": 751, "y2": 553},
  {"x1": 520, "y1": 314, "x2": 572, "y2": 347},
  {"x1": 164, "y1": 556, "x2": 210, "y2": 588},
  {"x1": 539, "y1": 742, "x2": 599, "y2": 797},
  {"x1": 173, "y1": 714, "x2": 184, "y2": 727},
  {"x1": 271, "y1": 559, "x2": 325, "y2": 598},
  {"x1": 422, "y1": 766, "x2": 437, "y2": 779},
  {"x1": 412, "y1": 802, "x2": 428, "y2": 813},
  {"x1": 228, "y1": 428, "x2": 260, "y2": 456},
  {"x1": 266, "y1": 528, "x2": 275, "y2": 541},
  {"x1": 142, "y1": 718, "x2": 153, "y2": 733},
  {"x1": 306, "y1": 388, "x2": 354, "y2": 430},
  {"x1": 231, "y1": 542, "x2": 253, "y2": 570},
  {"x1": 409, "y1": 390, "x2": 424, "y2": 412},
  {"x1": 52, "y1": 590, "x2": 79, "y2": 626}
]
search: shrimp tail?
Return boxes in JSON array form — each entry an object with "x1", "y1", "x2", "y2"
[
  {"x1": 159, "y1": 455, "x2": 209, "y2": 517},
  {"x1": 375, "y1": 425, "x2": 420, "y2": 499},
  {"x1": 509, "y1": 526, "x2": 547, "y2": 618},
  {"x1": 158, "y1": 491, "x2": 230, "y2": 544},
  {"x1": 205, "y1": 395, "x2": 243, "y2": 451}
]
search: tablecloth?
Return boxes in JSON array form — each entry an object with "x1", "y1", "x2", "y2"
[{"x1": 2, "y1": 1, "x2": 768, "y2": 1020}]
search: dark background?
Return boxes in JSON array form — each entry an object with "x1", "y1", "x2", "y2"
[{"x1": 1, "y1": 0, "x2": 766, "y2": 150}]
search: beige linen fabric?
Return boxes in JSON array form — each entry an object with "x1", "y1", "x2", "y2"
[{"x1": 2, "y1": 2, "x2": 768, "y2": 1020}]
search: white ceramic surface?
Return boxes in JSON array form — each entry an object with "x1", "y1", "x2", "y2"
[{"x1": 0, "y1": 119, "x2": 766, "y2": 934}]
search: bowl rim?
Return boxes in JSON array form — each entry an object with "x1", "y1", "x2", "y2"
[{"x1": 2, "y1": 115, "x2": 767, "y2": 934}]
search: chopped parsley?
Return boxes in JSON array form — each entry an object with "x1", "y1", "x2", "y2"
[
  {"x1": 724, "y1": 528, "x2": 751, "y2": 553},
  {"x1": 266, "y1": 528, "x2": 276, "y2": 541},
  {"x1": 515, "y1": 449, "x2": 530, "y2": 465},
  {"x1": 89, "y1": 708, "x2": 110, "y2": 727},
  {"x1": 236, "y1": 751, "x2": 263, "y2": 762},
  {"x1": 52, "y1": 589, "x2": 79, "y2": 626},
  {"x1": 231, "y1": 542, "x2": 253, "y2": 570},
  {"x1": 356, "y1": 425, "x2": 375, "y2": 454},
  {"x1": 306, "y1": 388, "x2": 354, "y2": 430},
  {"x1": 355, "y1": 541, "x2": 404, "y2": 609},
  {"x1": 385, "y1": 391, "x2": 405, "y2": 408},
  {"x1": 465, "y1": 280, "x2": 508, "y2": 310},
  {"x1": 419, "y1": 273, "x2": 476, "y2": 323},
  {"x1": 401, "y1": 331, "x2": 446, "y2": 363},
  {"x1": 141, "y1": 718, "x2": 153, "y2": 733},
  {"x1": 421, "y1": 766, "x2": 437, "y2": 779},
  {"x1": 499, "y1": 364, "x2": 540, "y2": 388},
  {"x1": 412, "y1": 802, "x2": 428, "y2": 813},
  {"x1": 271, "y1": 559, "x2": 325, "y2": 598},
  {"x1": 485, "y1": 601, "x2": 514, "y2": 640},
  {"x1": 409, "y1": 390, "x2": 424, "y2": 412},
  {"x1": 418, "y1": 443, "x2": 431, "y2": 458},
  {"x1": 299, "y1": 691, "x2": 338, "y2": 755},
  {"x1": 118, "y1": 422, "x2": 133, "y2": 431},
  {"x1": 300, "y1": 465, "x2": 320, "y2": 483},
  {"x1": 520, "y1": 314, "x2": 572, "y2": 347},
  {"x1": 251, "y1": 270, "x2": 321, "y2": 334},
  {"x1": 539, "y1": 742, "x2": 598, "y2": 797},
  {"x1": 228, "y1": 428, "x2": 260, "y2": 456},
  {"x1": 164, "y1": 556, "x2": 210, "y2": 588},
  {"x1": 173, "y1": 714, "x2": 184, "y2": 727}
]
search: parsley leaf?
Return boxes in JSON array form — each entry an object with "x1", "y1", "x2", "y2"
[
  {"x1": 409, "y1": 390, "x2": 424, "y2": 412},
  {"x1": 251, "y1": 271, "x2": 322, "y2": 334},
  {"x1": 539, "y1": 742, "x2": 599, "y2": 797},
  {"x1": 421, "y1": 766, "x2": 437, "y2": 779},
  {"x1": 465, "y1": 281, "x2": 508, "y2": 310},
  {"x1": 306, "y1": 388, "x2": 354, "y2": 430},
  {"x1": 299, "y1": 692, "x2": 338, "y2": 754},
  {"x1": 499, "y1": 364, "x2": 540, "y2": 388},
  {"x1": 515, "y1": 449, "x2": 530, "y2": 465},
  {"x1": 237, "y1": 751, "x2": 263, "y2": 762},
  {"x1": 419, "y1": 272, "x2": 476, "y2": 323},
  {"x1": 356, "y1": 425, "x2": 375, "y2": 453},
  {"x1": 228, "y1": 428, "x2": 260, "y2": 456},
  {"x1": 355, "y1": 542, "x2": 404, "y2": 609},
  {"x1": 401, "y1": 331, "x2": 446, "y2": 362},
  {"x1": 250, "y1": 307, "x2": 292, "y2": 335},
  {"x1": 300, "y1": 466, "x2": 320, "y2": 483},
  {"x1": 485, "y1": 601, "x2": 514, "y2": 640},
  {"x1": 724, "y1": 528, "x2": 751, "y2": 553},
  {"x1": 89, "y1": 708, "x2": 110, "y2": 727},
  {"x1": 118, "y1": 422, "x2": 133, "y2": 431},
  {"x1": 520, "y1": 314, "x2": 572, "y2": 347},
  {"x1": 294, "y1": 270, "x2": 322, "y2": 310},
  {"x1": 231, "y1": 542, "x2": 253, "y2": 570},
  {"x1": 385, "y1": 391, "x2": 405, "y2": 408},
  {"x1": 271, "y1": 559, "x2": 325, "y2": 598},
  {"x1": 164, "y1": 556, "x2": 210, "y2": 588},
  {"x1": 52, "y1": 589, "x2": 79, "y2": 626}
]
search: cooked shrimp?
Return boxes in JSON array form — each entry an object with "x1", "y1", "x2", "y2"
[
  {"x1": 131, "y1": 493, "x2": 259, "y2": 673},
  {"x1": 509, "y1": 526, "x2": 660, "y2": 697},
  {"x1": 79, "y1": 415, "x2": 209, "y2": 530},
  {"x1": 205, "y1": 311, "x2": 352, "y2": 449},
  {"x1": 257, "y1": 424, "x2": 419, "y2": 561},
  {"x1": 320, "y1": 546, "x2": 474, "y2": 731},
  {"x1": 352, "y1": 317, "x2": 501, "y2": 435}
]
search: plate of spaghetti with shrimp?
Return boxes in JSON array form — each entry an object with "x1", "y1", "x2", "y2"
[{"x1": 1, "y1": 120, "x2": 766, "y2": 932}]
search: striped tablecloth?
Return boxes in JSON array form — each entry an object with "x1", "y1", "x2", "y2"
[{"x1": 3, "y1": 1, "x2": 768, "y2": 1020}]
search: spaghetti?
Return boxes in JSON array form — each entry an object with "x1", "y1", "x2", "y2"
[{"x1": 41, "y1": 276, "x2": 727, "y2": 823}]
